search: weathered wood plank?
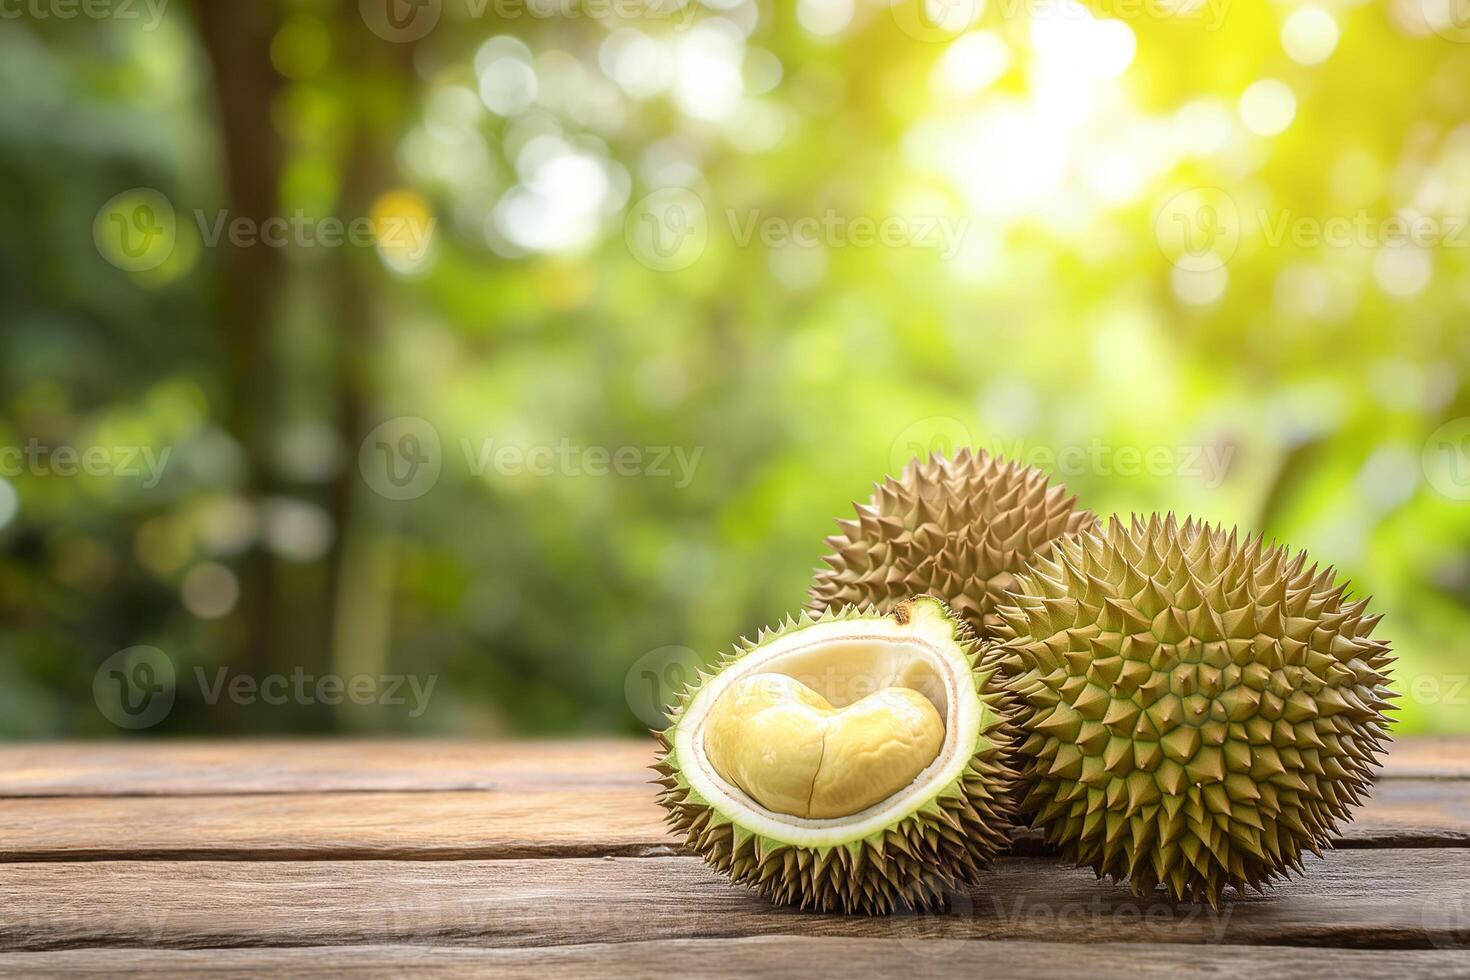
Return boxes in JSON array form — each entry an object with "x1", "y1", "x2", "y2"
[
  {"x1": 0, "y1": 737, "x2": 1459, "y2": 797},
  {"x1": 1381, "y1": 737, "x2": 1470, "y2": 779},
  {"x1": 0, "y1": 790, "x2": 676, "y2": 861},
  {"x1": 0, "y1": 853, "x2": 1465, "y2": 952},
  {"x1": 1348, "y1": 778, "x2": 1470, "y2": 847},
  {"x1": 0, "y1": 778, "x2": 1463, "y2": 863},
  {"x1": 1, "y1": 939, "x2": 1467, "y2": 980},
  {"x1": 0, "y1": 740, "x2": 652, "y2": 797}
]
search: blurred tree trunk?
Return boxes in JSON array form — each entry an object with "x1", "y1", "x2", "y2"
[
  {"x1": 194, "y1": 1, "x2": 286, "y2": 690},
  {"x1": 323, "y1": 6, "x2": 419, "y2": 727},
  {"x1": 193, "y1": 0, "x2": 417, "y2": 728}
]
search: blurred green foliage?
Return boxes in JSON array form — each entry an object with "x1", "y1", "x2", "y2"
[{"x1": 1, "y1": 0, "x2": 1469, "y2": 737}]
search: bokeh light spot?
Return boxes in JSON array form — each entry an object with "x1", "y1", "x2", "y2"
[
  {"x1": 935, "y1": 32, "x2": 1010, "y2": 97},
  {"x1": 370, "y1": 188, "x2": 437, "y2": 275},
  {"x1": 1032, "y1": 2, "x2": 1136, "y2": 82},
  {"x1": 798, "y1": 0, "x2": 854, "y2": 37},
  {"x1": 477, "y1": 37, "x2": 538, "y2": 116},
  {"x1": 674, "y1": 24, "x2": 745, "y2": 121},
  {"x1": 1239, "y1": 79, "x2": 1297, "y2": 136},
  {"x1": 270, "y1": 15, "x2": 331, "y2": 81},
  {"x1": 0, "y1": 477, "x2": 17, "y2": 531},
  {"x1": 1281, "y1": 8, "x2": 1340, "y2": 65},
  {"x1": 181, "y1": 562, "x2": 241, "y2": 620},
  {"x1": 1373, "y1": 244, "x2": 1433, "y2": 298},
  {"x1": 1172, "y1": 264, "x2": 1229, "y2": 306}
]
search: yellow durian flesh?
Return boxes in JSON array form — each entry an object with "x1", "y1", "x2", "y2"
[
  {"x1": 654, "y1": 597, "x2": 1022, "y2": 913},
  {"x1": 703, "y1": 672, "x2": 945, "y2": 819}
]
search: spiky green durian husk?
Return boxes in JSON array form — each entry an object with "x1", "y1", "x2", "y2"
[
  {"x1": 652, "y1": 598, "x2": 1020, "y2": 914},
  {"x1": 810, "y1": 450, "x2": 1095, "y2": 637},
  {"x1": 994, "y1": 514, "x2": 1395, "y2": 905}
]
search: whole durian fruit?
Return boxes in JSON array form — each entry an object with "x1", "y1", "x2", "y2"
[
  {"x1": 653, "y1": 596, "x2": 1019, "y2": 913},
  {"x1": 994, "y1": 514, "x2": 1394, "y2": 904},
  {"x1": 810, "y1": 449, "x2": 1095, "y2": 637}
]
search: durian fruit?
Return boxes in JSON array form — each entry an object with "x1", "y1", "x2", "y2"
[
  {"x1": 653, "y1": 596, "x2": 1019, "y2": 913},
  {"x1": 810, "y1": 449, "x2": 1095, "y2": 637},
  {"x1": 994, "y1": 514, "x2": 1394, "y2": 905}
]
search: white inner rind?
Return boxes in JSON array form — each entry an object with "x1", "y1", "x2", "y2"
[{"x1": 677, "y1": 601, "x2": 982, "y2": 847}]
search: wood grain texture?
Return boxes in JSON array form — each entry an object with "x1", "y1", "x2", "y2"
[
  {"x1": 0, "y1": 736, "x2": 1456, "y2": 797},
  {"x1": 0, "y1": 790, "x2": 676, "y2": 861},
  {"x1": 1, "y1": 852, "x2": 1466, "y2": 953},
  {"x1": 1377, "y1": 737, "x2": 1470, "y2": 779},
  {"x1": 0, "y1": 740, "x2": 652, "y2": 797},
  {"x1": 2, "y1": 939, "x2": 1468, "y2": 980},
  {"x1": 0, "y1": 778, "x2": 1463, "y2": 863},
  {"x1": 2, "y1": 738, "x2": 1468, "y2": 970}
]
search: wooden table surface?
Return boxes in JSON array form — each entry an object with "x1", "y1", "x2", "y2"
[{"x1": 0, "y1": 737, "x2": 1467, "y2": 977}]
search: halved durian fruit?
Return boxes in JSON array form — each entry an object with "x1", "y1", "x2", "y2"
[{"x1": 653, "y1": 596, "x2": 1019, "y2": 913}]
